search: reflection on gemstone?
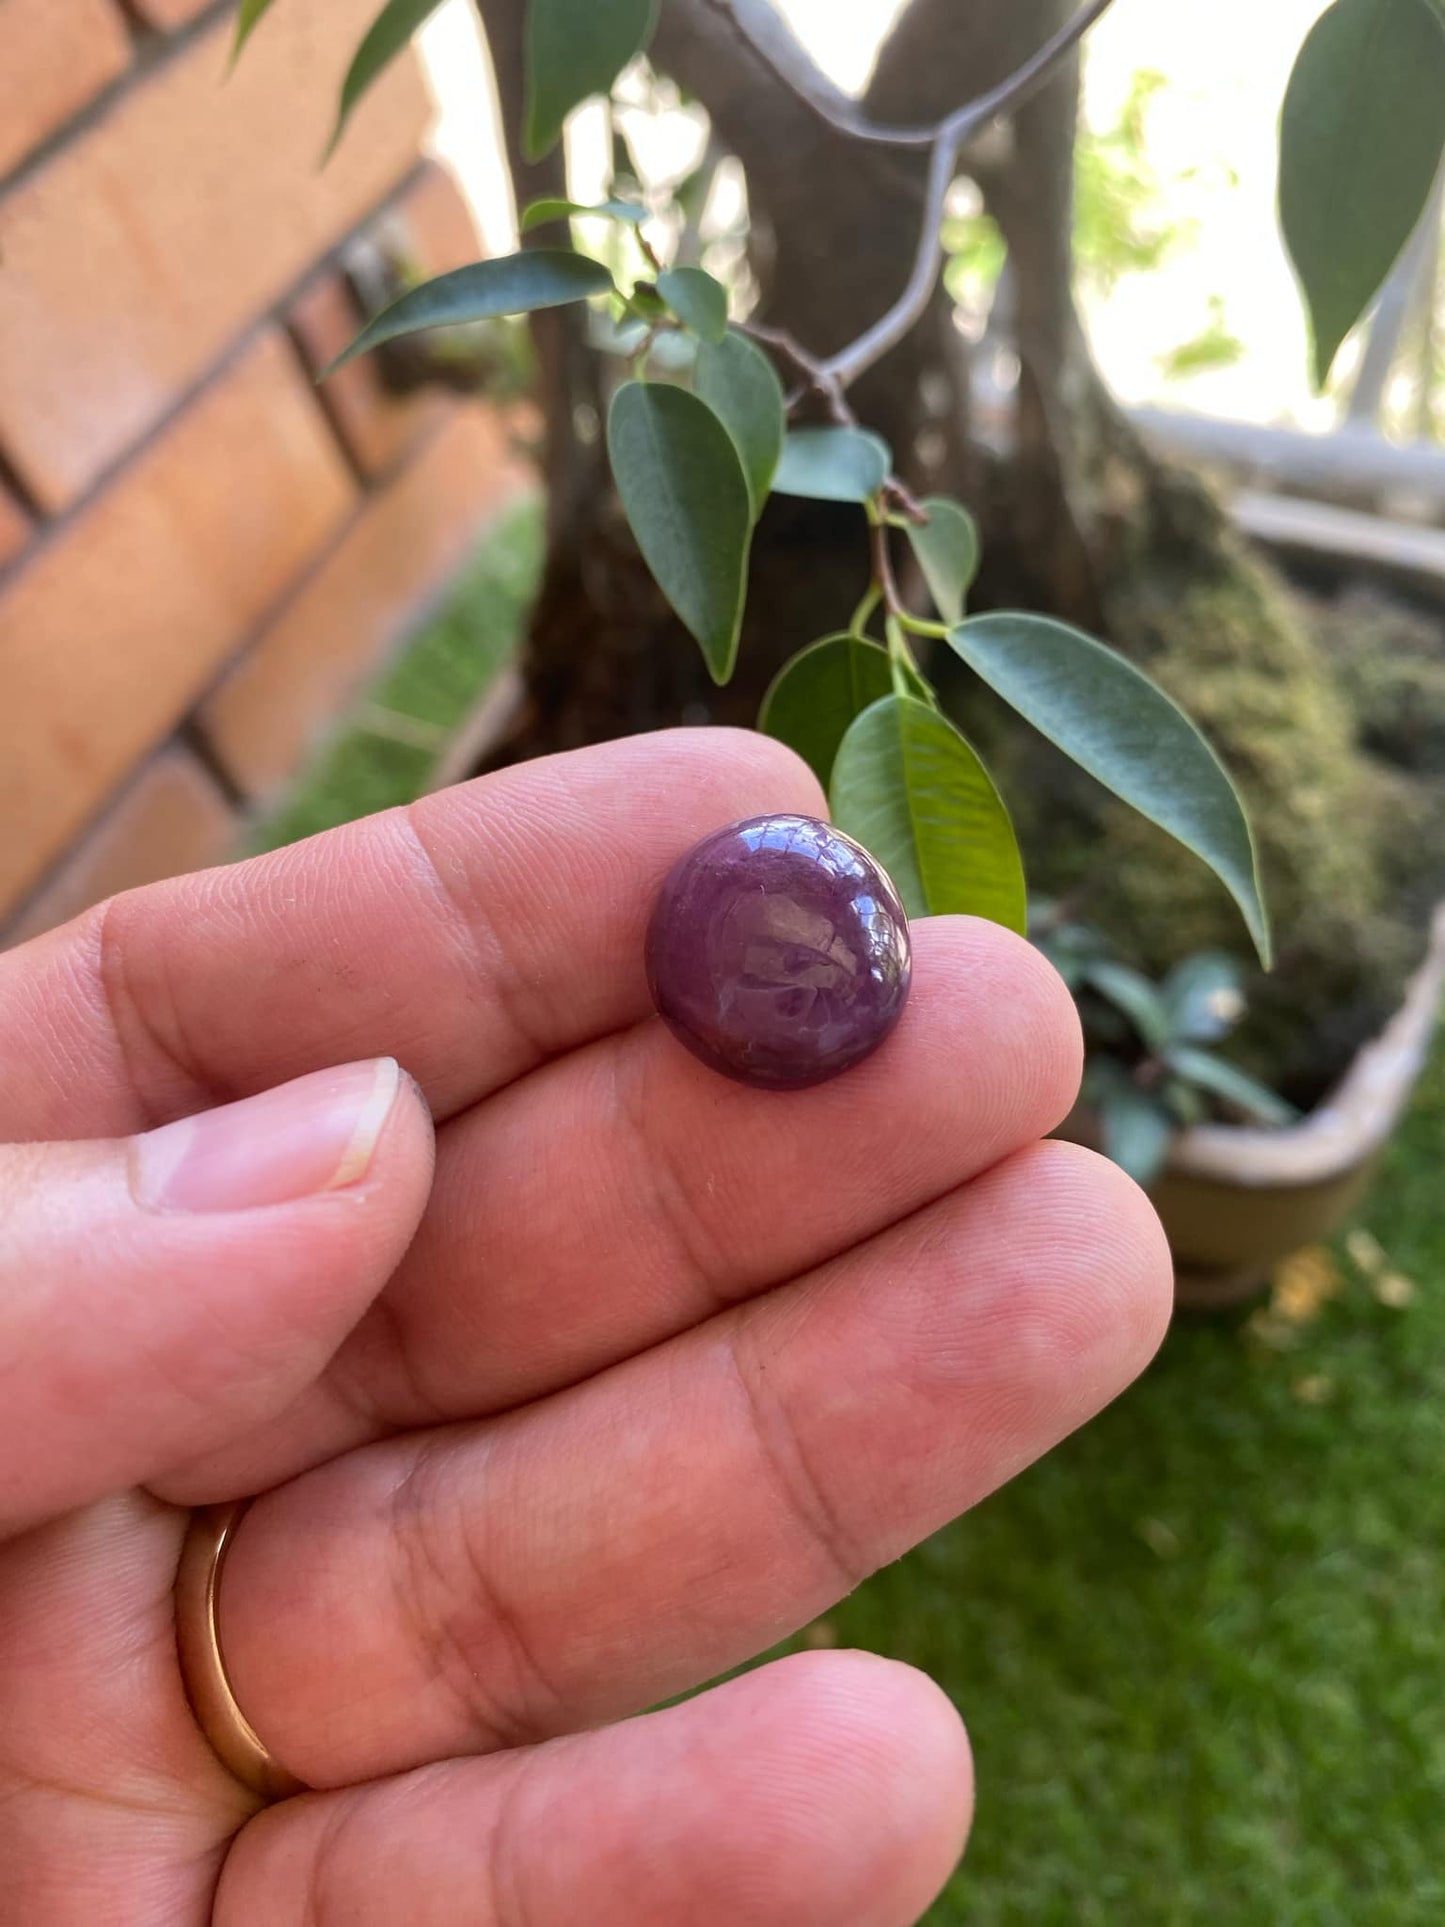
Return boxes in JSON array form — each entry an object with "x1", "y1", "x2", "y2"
[{"x1": 646, "y1": 814, "x2": 913, "y2": 1090}]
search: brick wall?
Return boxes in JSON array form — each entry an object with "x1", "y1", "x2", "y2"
[{"x1": 0, "y1": 0, "x2": 529, "y2": 943}]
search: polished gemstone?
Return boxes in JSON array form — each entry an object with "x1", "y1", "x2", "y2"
[{"x1": 646, "y1": 814, "x2": 913, "y2": 1089}]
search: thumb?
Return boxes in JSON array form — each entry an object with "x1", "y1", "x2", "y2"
[{"x1": 0, "y1": 1059, "x2": 433, "y2": 1537}]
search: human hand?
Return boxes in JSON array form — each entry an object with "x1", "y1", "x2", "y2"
[{"x1": 0, "y1": 730, "x2": 1170, "y2": 1925}]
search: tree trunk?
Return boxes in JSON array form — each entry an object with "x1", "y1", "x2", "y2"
[
  {"x1": 473, "y1": 0, "x2": 978, "y2": 760},
  {"x1": 468, "y1": 0, "x2": 1437, "y2": 1101},
  {"x1": 475, "y1": 0, "x2": 1122, "y2": 765}
]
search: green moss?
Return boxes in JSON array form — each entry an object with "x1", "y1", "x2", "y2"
[
  {"x1": 975, "y1": 507, "x2": 1445, "y2": 1104},
  {"x1": 1311, "y1": 586, "x2": 1445, "y2": 776}
]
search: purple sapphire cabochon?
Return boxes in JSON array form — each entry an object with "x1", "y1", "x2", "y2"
[{"x1": 645, "y1": 814, "x2": 913, "y2": 1090}]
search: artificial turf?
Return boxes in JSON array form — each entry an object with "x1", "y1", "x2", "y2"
[{"x1": 807, "y1": 1047, "x2": 1445, "y2": 1925}]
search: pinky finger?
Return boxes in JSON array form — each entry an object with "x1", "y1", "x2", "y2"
[{"x1": 214, "y1": 1651, "x2": 973, "y2": 1927}]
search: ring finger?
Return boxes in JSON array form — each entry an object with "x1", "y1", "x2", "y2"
[
  {"x1": 216, "y1": 1652, "x2": 972, "y2": 1927},
  {"x1": 215, "y1": 1142, "x2": 1170, "y2": 1790}
]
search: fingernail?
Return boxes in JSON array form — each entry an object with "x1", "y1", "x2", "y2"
[{"x1": 132, "y1": 1059, "x2": 401, "y2": 1214}]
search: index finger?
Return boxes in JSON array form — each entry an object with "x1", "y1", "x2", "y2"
[{"x1": 0, "y1": 730, "x2": 824, "y2": 1140}]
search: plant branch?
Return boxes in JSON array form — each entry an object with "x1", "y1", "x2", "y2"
[
  {"x1": 737, "y1": 319, "x2": 854, "y2": 421},
  {"x1": 868, "y1": 503, "x2": 907, "y2": 619},
  {"x1": 708, "y1": 0, "x2": 1115, "y2": 392},
  {"x1": 704, "y1": 0, "x2": 1114, "y2": 151},
  {"x1": 697, "y1": 0, "x2": 867, "y2": 135},
  {"x1": 818, "y1": 0, "x2": 1117, "y2": 388}
]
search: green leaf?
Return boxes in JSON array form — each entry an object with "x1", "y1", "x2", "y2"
[
  {"x1": 1033, "y1": 914, "x2": 1108, "y2": 992},
  {"x1": 949, "y1": 613, "x2": 1271, "y2": 966},
  {"x1": 1089, "y1": 1068, "x2": 1174, "y2": 1187},
  {"x1": 232, "y1": 0, "x2": 281, "y2": 63},
  {"x1": 758, "y1": 636, "x2": 893, "y2": 789},
  {"x1": 1165, "y1": 1076, "x2": 1209, "y2": 1127},
  {"x1": 906, "y1": 496, "x2": 980, "y2": 625},
  {"x1": 1165, "y1": 1046, "x2": 1299, "y2": 1126},
  {"x1": 656, "y1": 266, "x2": 729, "y2": 343},
  {"x1": 607, "y1": 381, "x2": 752, "y2": 683},
  {"x1": 772, "y1": 427, "x2": 892, "y2": 503},
  {"x1": 1081, "y1": 959, "x2": 1171, "y2": 1052},
  {"x1": 830, "y1": 696, "x2": 1027, "y2": 931},
  {"x1": 1279, "y1": 0, "x2": 1445, "y2": 387},
  {"x1": 694, "y1": 330, "x2": 786, "y2": 520},
  {"x1": 326, "y1": 0, "x2": 447, "y2": 158},
  {"x1": 519, "y1": 197, "x2": 646, "y2": 233},
  {"x1": 321, "y1": 251, "x2": 613, "y2": 375},
  {"x1": 525, "y1": 0, "x2": 657, "y2": 161},
  {"x1": 1161, "y1": 951, "x2": 1246, "y2": 1043},
  {"x1": 626, "y1": 282, "x2": 670, "y2": 321}
]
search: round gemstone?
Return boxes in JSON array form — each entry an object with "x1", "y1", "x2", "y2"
[{"x1": 645, "y1": 814, "x2": 913, "y2": 1090}]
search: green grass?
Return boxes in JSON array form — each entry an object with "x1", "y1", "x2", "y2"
[
  {"x1": 804, "y1": 1049, "x2": 1445, "y2": 1925},
  {"x1": 264, "y1": 504, "x2": 1443, "y2": 1923},
  {"x1": 252, "y1": 495, "x2": 542, "y2": 853}
]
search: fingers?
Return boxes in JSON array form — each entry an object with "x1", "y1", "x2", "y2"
[
  {"x1": 0, "y1": 1062, "x2": 433, "y2": 1535},
  {"x1": 0, "y1": 1495, "x2": 248, "y2": 1921},
  {"x1": 0, "y1": 730, "x2": 824, "y2": 1143},
  {"x1": 355, "y1": 918, "x2": 1082, "y2": 1416},
  {"x1": 161, "y1": 917, "x2": 1082, "y2": 1500},
  {"x1": 217, "y1": 1143, "x2": 1171, "y2": 1787},
  {"x1": 215, "y1": 1652, "x2": 972, "y2": 1927}
]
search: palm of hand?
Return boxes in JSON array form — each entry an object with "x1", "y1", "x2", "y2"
[{"x1": 0, "y1": 732, "x2": 1168, "y2": 1925}]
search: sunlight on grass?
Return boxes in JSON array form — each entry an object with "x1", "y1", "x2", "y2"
[{"x1": 251, "y1": 496, "x2": 541, "y2": 853}]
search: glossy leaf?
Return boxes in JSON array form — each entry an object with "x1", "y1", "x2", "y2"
[
  {"x1": 1166, "y1": 1046, "x2": 1298, "y2": 1126},
  {"x1": 232, "y1": 0, "x2": 281, "y2": 62},
  {"x1": 327, "y1": 0, "x2": 447, "y2": 158},
  {"x1": 1166, "y1": 1077, "x2": 1209, "y2": 1127},
  {"x1": 621, "y1": 286, "x2": 668, "y2": 327},
  {"x1": 772, "y1": 427, "x2": 891, "y2": 503},
  {"x1": 1279, "y1": 0, "x2": 1445, "y2": 387},
  {"x1": 891, "y1": 648, "x2": 937, "y2": 707},
  {"x1": 657, "y1": 266, "x2": 729, "y2": 342},
  {"x1": 322, "y1": 251, "x2": 613, "y2": 374},
  {"x1": 1089, "y1": 1068, "x2": 1174, "y2": 1187},
  {"x1": 906, "y1": 496, "x2": 980, "y2": 625},
  {"x1": 1081, "y1": 959, "x2": 1171, "y2": 1052},
  {"x1": 1032, "y1": 914, "x2": 1108, "y2": 992},
  {"x1": 1161, "y1": 951, "x2": 1246, "y2": 1043},
  {"x1": 519, "y1": 197, "x2": 646, "y2": 232},
  {"x1": 831, "y1": 696, "x2": 1027, "y2": 931},
  {"x1": 758, "y1": 635, "x2": 893, "y2": 789},
  {"x1": 525, "y1": 0, "x2": 656, "y2": 161},
  {"x1": 694, "y1": 330, "x2": 786, "y2": 520},
  {"x1": 949, "y1": 613, "x2": 1271, "y2": 966},
  {"x1": 607, "y1": 381, "x2": 752, "y2": 684}
]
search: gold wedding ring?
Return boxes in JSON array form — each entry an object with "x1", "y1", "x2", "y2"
[{"x1": 174, "y1": 1501, "x2": 307, "y2": 1802}]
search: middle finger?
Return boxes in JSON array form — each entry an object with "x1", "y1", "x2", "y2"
[
  {"x1": 215, "y1": 1140, "x2": 1170, "y2": 1790},
  {"x1": 164, "y1": 919, "x2": 1080, "y2": 1500}
]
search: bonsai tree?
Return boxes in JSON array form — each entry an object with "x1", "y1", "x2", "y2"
[{"x1": 243, "y1": 0, "x2": 1445, "y2": 1103}]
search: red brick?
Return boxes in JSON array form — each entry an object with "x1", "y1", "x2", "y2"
[
  {"x1": 0, "y1": 330, "x2": 355, "y2": 910},
  {"x1": 4, "y1": 746, "x2": 237, "y2": 948},
  {"x1": 130, "y1": 0, "x2": 219, "y2": 25},
  {"x1": 0, "y1": 0, "x2": 432, "y2": 511},
  {"x1": 377, "y1": 158, "x2": 483, "y2": 276},
  {"x1": 0, "y1": 481, "x2": 30, "y2": 573},
  {"x1": 200, "y1": 408, "x2": 530, "y2": 798},
  {"x1": 0, "y1": 0, "x2": 131, "y2": 184},
  {"x1": 289, "y1": 269, "x2": 446, "y2": 480},
  {"x1": 287, "y1": 163, "x2": 485, "y2": 478}
]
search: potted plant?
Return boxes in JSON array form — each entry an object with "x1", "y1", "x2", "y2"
[
  {"x1": 236, "y1": 0, "x2": 1445, "y2": 1293},
  {"x1": 1041, "y1": 903, "x2": 1445, "y2": 1304}
]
